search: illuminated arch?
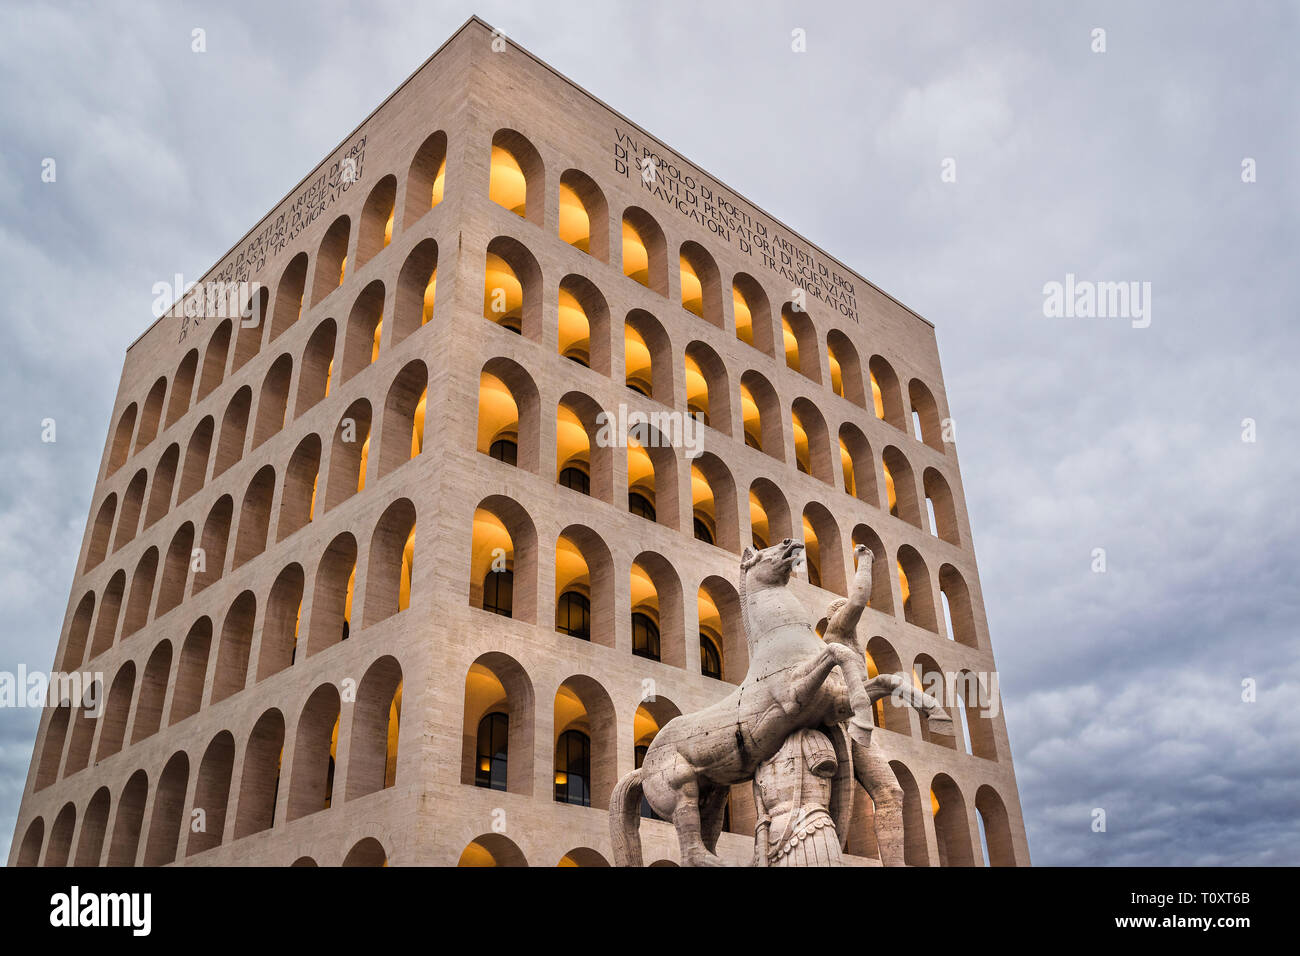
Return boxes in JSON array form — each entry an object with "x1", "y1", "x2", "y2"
[{"x1": 461, "y1": 651, "x2": 535, "y2": 795}]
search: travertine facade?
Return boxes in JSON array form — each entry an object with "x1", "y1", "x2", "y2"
[{"x1": 9, "y1": 16, "x2": 1030, "y2": 867}]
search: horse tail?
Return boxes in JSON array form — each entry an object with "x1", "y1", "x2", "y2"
[{"x1": 609, "y1": 768, "x2": 645, "y2": 867}]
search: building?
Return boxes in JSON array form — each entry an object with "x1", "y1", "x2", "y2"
[{"x1": 8, "y1": 16, "x2": 1030, "y2": 867}]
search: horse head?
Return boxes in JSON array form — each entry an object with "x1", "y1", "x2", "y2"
[{"x1": 740, "y1": 538, "x2": 804, "y2": 589}]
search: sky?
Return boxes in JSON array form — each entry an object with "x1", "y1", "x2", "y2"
[{"x1": 0, "y1": 0, "x2": 1296, "y2": 865}]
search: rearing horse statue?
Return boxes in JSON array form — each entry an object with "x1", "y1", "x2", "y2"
[{"x1": 609, "y1": 539, "x2": 952, "y2": 866}]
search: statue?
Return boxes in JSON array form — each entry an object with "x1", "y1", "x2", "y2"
[
  {"x1": 753, "y1": 726, "x2": 844, "y2": 866},
  {"x1": 610, "y1": 541, "x2": 952, "y2": 866}
]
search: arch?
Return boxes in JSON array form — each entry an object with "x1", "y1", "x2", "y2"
[
  {"x1": 791, "y1": 398, "x2": 833, "y2": 484},
  {"x1": 95, "y1": 662, "x2": 135, "y2": 761},
  {"x1": 197, "y1": 320, "x2": 231, "y2": 401},
  {"x1": 340, "y1": 280, "x2": 386, "y2": 383},
  {"x1": 270, "y1": 252, "x2": 309, "y2": 340},
  {"x1": 134, "y1": 377, "x2": 167, "y2": 454},
  {"x1": 131, "y1": 640, "x2": 172, "y2": 744},
  {"x1": 869, "y1": 355, "x2": 907, "y2": 430},
  {"x1": 468, "y1": 496, "x2": 537, "y2": 624},
  {"x1": 908, "y1": 378, "x2": 945, "y2": 451},
  {"x1": 63, "y1": 689, "x2": 101, "y2": 776},
  {"x1": 170, "y1": 617, "x2": 212, "y2": 724},
  {"x1": 559, "y1": 168, "x2": 608, "y2": 261},
  {"x1": 212, "y1": 591, "x2": 256, "y2": 703},
  {"x1": 621, "y1": 206, "x2": 668, "y2": 295},
  {"x1": 955, "y1": 668, "x2": 999, "y2": 760},
  {"x1": 16, "y1": 817, "x2": 44, "y2": 867},
  {"x1": 889, "y1": 761, "x2": 929, "y2": 866},
  {"x1": 287, "y1": 683, "x2": 342, "y2": 820},
  {"x1": 931, "y1": 773, "x2": 975, "y2": 866},
  {"x1": 838, "y1": 423, "x2": 877, "y2": 504},
  {"x1": 379, "y1": 361, "x2": 427, "y2": 478},
  {"x1": 477, "y1": 357, "x2": 540, "y2": 473},
  {"x1": 482, "y1": 236, "x2": 541, "y2": 340},
  {"x1": 801, "y1": 502, "x2": 847, "y2": 594},
  {"x1": 232, "y1": 465, "x2": 275, "y2": 568},
  {"x1": 691, "y1": 453, "x2": 740, "y2": 553},
  {"x1": 739, "y1": 370, "x2": 783, "y2": 459},
  {"x1": 897, "y1": 544, "x2": 938, "y2": 631},
  {"x1": 558, "y1": 273, "x2": 611, "y2": 373},
  {"x1": 732, "y1": 272, "x2": 774, "y2": 357},
  {"x1": 252, "y1": 353, "x2": 292, "y2": 447},
  {"x1": 634, "y1": 695, "x2": 682, "y2": 818},
  {"x1": 306, "y1": 532, "x2": 357, "y2": 656},
  {"x1": 144, "y1": 752, "x2": 190, "y2": 866},
  {"x1": 976, "y1": 786, "x2": 1016, "y2": 866},
  {"x1": 120, "y1": 546, "x2": 158, "y2": 638},
  {"x1": 626, "y1": 425, "x2": 680, "y2": 531},
  {"x1": 462, "y1": 651, "x2": 535, "y2": 795},
  {"x1": 107, "y1": 403, "x2": 137, "y2": 476},
  {"x1": 826, "y1": 329, "x2": 866, "y2": 408},
  {"x1": 325, "y1": 398, "x2": 371, "y2": 510},
  {"x1": 44, "y1": 803, "x2": 76, "y2": 866},
  {"x1": 556, "y1": 391, "x2": 614, "y2": 504},
  {"x1": 490, "y1": 128, "x2": 544, "y2": 226},
  {"x1": 295, "y1": 318, "x2": 337, "y2": 417},
  {"x1": 61, "y1": 592, "x2": 95, "y2": 670},
  {"x1": 558, "y1": 847, "x2": 610, "y2": 867},
  {"x1": 630, "y1": 552, "x2": 685, "y2": 668},
  {"x1": 698, "y1": 576, "x2": 745, "y2": 683},
  {"x1": 278, "y1": 434, "x2": 321, "y2": 540},
  {"x1": 106, "y1": 770, "x2": 148, "y2": 866},
  {"x1": 187, "y1": 731, "x2": 235, "y2": 856},
  {"x1": 144, "y1": 443, "x2": 179, "y2": 528},
  {"x1": 624, "y1": 309, "x2": 673, "y2": 401},
  {"x1": 233, "y1": 286, "x2": 268, "y2": 373},
  {"x1": 34, "y1": 707, "x2": 71, "y2": 790},
  {"x1": 850, "y1": 525, "x2": 893, "y2": 614},
  {"x1": 165, "y1": 349, "x2": 198, "y2": 427},
  {"x1": 748, "y1": 477, "x2": 793, "y2": 550},
  {"x1": 177, "y1": 416, "x2": 213, "y2": 503},
  {"x1": 357, "y1": 173, "x2": 397, "y2": 268},
  {"x1": 866, "y1": 637, "x2": 908, "y2": 734},
  {"x1": 257, "y1": 563, "x2": 305, "y2": 679},
  {"x1": 88, "y1": 570, "x2": 125, "y2": 659},
  {"x1": 392, "y1": 238, "x2": 438, "y2": 346},
  {"x1": 342, "y1": 837, "x2": 388, "y2": 867},
  {"x1": 112, "y1": 469, "x2": 146, "y2": 552},
  {"x1": 923, "y1": 467, "x2": 960, "y2": 545},
  {"x1": 554, "y1": 675, "x2": 617, "y2": 809},
  {"x1": 679, "y1": 240, "x2": 723, "y2": 328},
  {"x1": 364, "y1": 498, "x2": 417, "y2": 625},
  {"x1": 882, "y1": 445, "x2": 921, "y2": 526},
  {"x1": 75, "y1": 788, "x2": 111, "y2": 866},
  {"x1": 213, "y1": 385, "x2": 251, "y2": 477},
  {"x1": 234, "y1": 709, "x2": 285, "y2": 838},
  {"x1": 555, "y1": 526, "x2": 615, "y2": 649},
  {"x1": 913, "y1": 654, "x2": 954, "y2": 748},
  {"x1": 345, "y1": 655, "x2": 403, "y2": 800},
  {"x1": 291, "y1": 856, "x2": 318, "y2": 867},
  {"x1": 405, "y1": 130, "x2": 447, "y2": 228},
  {"x1": 684, "y1": 340, "x2": 731, "y2": 436},
  {"x1": 311, "y1": 215, "x2": 351, "y2": 305},
  {"x1": 85, "y1": 494, "x2": 116, "y2": 572},
  {"x1": 458, "y1": 833, "x2": 527, "y2": 867},
  {"x1": 192, "y1": 495, "x2": 233, "y2": 594},
  {"x1": 781, "y1": 304, "x2": 821, "y2": 383},
  {"x1": 938, "y1": 563, "x2": 978, "y2": 648}
]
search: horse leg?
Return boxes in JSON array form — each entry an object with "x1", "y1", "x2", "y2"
[
  {"x1": 781, "y1": 645, "x2": 877, "y2": 747},
  {"x1": 699, "y1": 782, "x2": 729, "y2": 855},
  {"x1": 865, "y1": 673, "x2": 953, "y2": 737},
  {"x1": 849, "y1": 734, "x2": 908, "y2": 866},
  {"x1": 671, "y1": 776, "x2": 727, "y2": 867}
]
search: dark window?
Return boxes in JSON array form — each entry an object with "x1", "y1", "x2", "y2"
[
  {"x1": 700, "y1": 632, "x2": 722, "y2": 680},
  {"x1": 626, "y1": 380, "x2": 650, "y2": 397},
  {"x1": 558, "y1": 466, "x2": 590, "y2": 495},
  {"x1": 628, "y1": 491, "x2": 656, "y2": 522},
  {"x1": 693, "y1": 516, "x2": 714, "y2": 544},
  {"x1": 475, "y1": 712, "x2": 509, "y2": 791},
  {"x1": 556, "y1": 591, "x2": 591, "y2": 640},
  {"x1": 632, "y1": 612, "x2": 660, "y2": 662},
  {"x1": 482, "y1": 568, "x2": 513, "y2": 617},
  {"x1": 489, "y1": 438, "x2": 518, "y2": 465},
  {"x1": 796, "y1": 458, "x2": 810, "y2": 475},
  {"x1": 752, "y1": 533, "x2": 768, "y2": 550},
  {"x1": 554, "y1": 729, "x2": 591, "y2": 806},
  {"x1": 687, "y1": 403, "x2": 709, "y2": 428},
  {"x1": 745, "y1": 431, "x2": 761, "y2": 450},
  {"x1": 564, "y1": 351, "x2": 590, "y2": 368}
]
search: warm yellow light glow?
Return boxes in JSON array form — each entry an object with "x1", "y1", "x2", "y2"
[
  {"x1": 339, "y1": 255, "x2": 347, "y2": 287},
  {"x1": 557, "y1": 854, "x2": 580, "y2": 867},
  {"x1": 802, "y1": 514, "x2": 820, "y2": 580},
  {"x1": 558, "y1": 183, "x2": 590, "y2": 252},
  {"x1": 554, "y1": 684, "x2": 589, "y2": 737},
  {"x1": 308, "y1": 473, "x2": 318, "y2": 524},
  {"x1": 840, "y1": 440, "x2": 856, "y2": 497},
  {"x1": 458, "y1": 841, "x2": 496, "y2": 867},
  {"x1": 624, "y1": 323, "x2": 652, "y2": 393},
  {"x1": 371, "y1": 315, "x2": 383, "y2": 363},
  {"x1": 871, "y1": 372, "x2": 885, "y2": 419},
  {"x1": 883, "y1": 461, "x2": 898, "y2": 514},
  {"x1": 828, "y1": 348, "x2": 844, "y2": 397},
  {"x1": 489, "y1": 145, "x2": 526, "y2": 217},
  {"x1": 698, "y1": 587, "x2": 722, "y2": 634},
  {"x1": 324, "y1": 359, "x2": 333, "y2": 398},
  {"x1": 483, "y1": 253, "x2": 523, "y2": 327},
  {"x1": 622, "y1": 219, "x2": 650, "y2": 286},
  {"x1": 930, "y1": 789, "x2": 941, "y2": 817},
  {"x1": 383, "y1": 207, "x2": 394, "y2": 248},
  {"x1": 684, "y1": 354, "x2": 708, "y2": 421},
  {"x1": 733, "y1": 284, "x2": 754, "y2": 346},
  {"x1": 749, "y1": 491, "x2": 770, "y2": 546},
  {"x1": 627, "y1": 439, "x2": 655, "y2": 497},
  {"x1": 421, "y1": 268, "x2": 437, "y2": 325},
  {"x1": 634, "y1": 705, "x2": 661, "y2": 748},
  {"x1": 470, "y1": 508, "x2": 513, "y2": 584},
  {"x1": 629, "y1": 563, "x2": 659, "y2": 616},
  {"x1": 410, "y1": 389, "x2": 427, "y2": 458},
  {"x1": 555, "y1": 535, "x2": 591, "y2": 601},
  {"x1": 431, "y1": 159, "x2": 446, "y2": 207},
  {"x1": 792, "y1": 411, "x2": 811, "y2": 474},
  {"x1": 782, "y1": 316, "x2": 799, "y2": 371},
  {"x1": 477, "y1": 372, "x2": 518, "y2": 454},
  {"x1": 385, "y1": 682, "x2": 402, "y2": 788},
  {"x1": 898, "y1": 561, "x2": 911, "y2": 607},
  {"x1": 680, "y1": 255, "x2": 703, "y2": 317},
  {"x1": 465, "y1": 662, "x2": 508, "y2": 720},
  {"x1": 557, "y1": 287, "x2": 591, "y2": 364},
  {"x1": 740, "y1": 384, "x2": 762, "y2": 449},
  {"x1": 398, "y1": 526, "x2": 415, "y2": 611},
  {"x1": 343, "y1": 567, "x2": 356, "y2": 629},
  {"x1": 691, "y1": 465, "x2": 715, "y2": 538},
  {"x1": 357, "y1": 434, "x2": 369, "y2": 492},
  {"x1": 556, "y1": 405, "x2": 590, "y2": 479}
]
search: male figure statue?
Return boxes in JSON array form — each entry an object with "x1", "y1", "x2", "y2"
[{"x1": 753, "y1": 727, "x2": 843, "y2": 866}]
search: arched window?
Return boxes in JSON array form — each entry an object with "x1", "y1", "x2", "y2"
[
  {"x1": 628, "y1": 490, "x2": 656, "y2": 522},
  {"x1": 554, "y1": 729, "x2": 591, "y2": 806},
  {"x1": 631, "y1": 611, "x2": 660, "y2": 662},
  {"x1": 270, "y1": 253, "x2": 308, "y2": 340},
  {"x1": 489, "y1": 129, "x2": 543, "y2": 224},
  {"x1": 477, "y1": 361, "x2": 538, "y2": 472},
  {"x1": 699, "y1": 631, "x2": 722, "y2": 679},
  {"x1": 311, "y1": 215, "x2": 351, "y2": 306},
  {"x1": 393, "y1": 239, "x2": 438, "y2": 346},
  {"x1": 483, "y1": 568, "x2": 513, "y2": 617},
  {"x1": 556, "y1": 591, "x2": 591, "y2": 639},
  {"x1": 357, "y1": 174, "x2": 397, "y2": 268},
  {"x1": 679, "y1": 241, "x2": 722, "y2": 328},
  {"x1": 621, "y1": 207, "x2": 668, "y2": 294},
  {"x1": 558, "y1": 169, "x2": 608, "y2": 261},
  {"x1": 559, "y1": 466, "x2": 589, "y2": 494},
  {"x1": 475, "y1": 712, "x2": 509, "y2": 791},
  {"x1": 405, "y1": 131, "x2": 447, "y2": 228}
]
